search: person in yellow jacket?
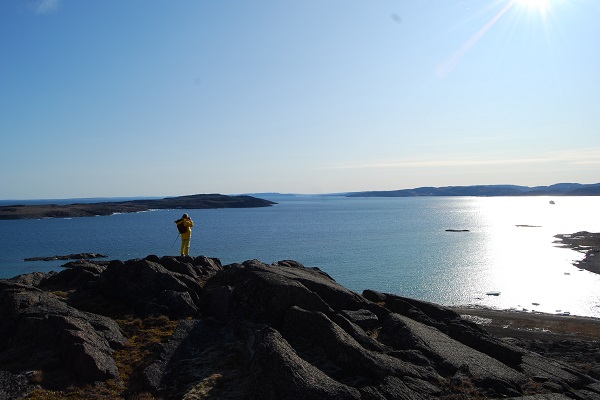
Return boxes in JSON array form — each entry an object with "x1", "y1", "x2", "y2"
[{"x1": 175, "y1": 213, "x2": 194, "y2": 256}]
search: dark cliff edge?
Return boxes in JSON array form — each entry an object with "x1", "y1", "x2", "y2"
[
  {"x1": 0, "y1": 194, "x2": 276, "y2": 220},
  {"x1": 1, "y1": 255, "x2": 599, "y2": 399}
]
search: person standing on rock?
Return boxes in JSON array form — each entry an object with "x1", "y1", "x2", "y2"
[{"x1": 175, "y1": 213, "x2": 194, "y2": 256}]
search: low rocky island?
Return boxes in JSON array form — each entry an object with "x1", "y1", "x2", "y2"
[
  {"x1": 0, "y1": 194, "x2": 276, "y2": 220},
  {"x1": 2, "y1": 254, "x2": 600, "y2": 399},
  {"x1": 24, "y1": 253, "x2": 108, "y2": 262}
]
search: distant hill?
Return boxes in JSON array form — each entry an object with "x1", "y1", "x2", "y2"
[{"x1": 347, "y1": 183, "x2": 600, "y2": 197}]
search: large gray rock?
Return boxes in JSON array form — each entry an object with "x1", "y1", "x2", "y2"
[
  {"x1": 203, "y1": 260, "x2": 334, "y2": 325},
  {"x1": 380, "y1": 313, "x2": 526, "y2": 397},
  {"x1": 204, "y1": 259, "x2": 387, "y2": 325},
  {"x1": 0, "y1": 287, "x2": 125, "y2": 383},
  {"x1": 144, "y1": 318, "x2": 253, "y2": 399},
  {"x1": 0, "y1": 254, "x2": 225, "y2": 390},
  {"x1": 96, "y1": 258, "x2": 204, "y2": 318},
  {"x1": 282, "y1": 306, "x2": 426, "y2": 383},
  {"x1": 247, "y1": 326, "x2": 362, "y2": 400},
  {"x1": 201, "y1": 261, "x2": 600, "y2": 399}
]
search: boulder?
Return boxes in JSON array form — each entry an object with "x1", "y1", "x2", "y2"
[
  {"x1": 203, "y1": 261, "x2": 334, "y2": 325},
  {"x1": 282, "y1": 306, "x2": 428, "y2": 385},
  {"x1": 0, "y1": 287, "x2": 125, "y2": 383},
  {"x1": 380, "y1": 313, "x2": 527, "y2": 397},
  {"x1": 143, "y1": 318, "x2": 252, "y2": 399},
  {"x1": 95, "y1": 258, "x2": 204, "y2": 318},
  {"x1": 6, "y1": 271, "x2": 50, "y2": 287},
  {"x1": 247, "y1": 326, "x2": 362, "y2": 400},
  {"x1": 203, "y1": 260, "x2": 387, "y2": 326}
]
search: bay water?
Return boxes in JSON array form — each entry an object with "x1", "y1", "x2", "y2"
[{"x1": 1, "y1": 196, "x2": 599, "y2": 318}]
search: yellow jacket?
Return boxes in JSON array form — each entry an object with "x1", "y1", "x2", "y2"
[{"x1": 176, "y1": 218, "x2": 194, "y2": 239}]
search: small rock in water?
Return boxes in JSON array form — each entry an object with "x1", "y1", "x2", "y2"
[
  {"x1": 564, "y1": 272, "x2": 570, "y2": 275},
  {"x1": 486, "y1": 291, "x2": 501, "y2": 296},
  {"x1": 532, "y1": 302, "x2": 540, "y2": 306}
]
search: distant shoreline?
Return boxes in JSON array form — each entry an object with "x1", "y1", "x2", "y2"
[
  {"x1": 347, "y1": 182, "x2": 600, "y2": 197},
  {"x1": 0, "y1": 194, "x2": 276, "y2": 220}
]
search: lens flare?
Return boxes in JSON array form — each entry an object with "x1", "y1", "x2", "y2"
[
  {"x1": 436, "y1": 0, "x2": 554, "y2": 78},
  {"x1": 436, "y1": 1, "x2": 513, "y2": 78}
]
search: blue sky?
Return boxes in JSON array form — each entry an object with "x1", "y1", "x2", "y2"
[{"x1": 1, "y1": 0, "x2": 599, "y2": 199}]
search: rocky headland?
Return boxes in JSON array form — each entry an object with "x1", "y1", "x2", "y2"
[
  {"x1": 1, "y1": 254, "x2": 600, "y2": 399},
  {"x1": 0, "y1": 194, "x2": 276, "y2": 220}
]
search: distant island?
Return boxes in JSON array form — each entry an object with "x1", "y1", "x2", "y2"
[
  {"x1": 0, "y1": 194, "x2": 276, "y2": 220},
  {"x1": 346, "y1": 182, "x2": 600, "y2": 197}
]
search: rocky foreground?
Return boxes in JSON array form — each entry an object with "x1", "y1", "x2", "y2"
[{"x1": 1, "y1": 256, "x2": 600, "y2": 399}]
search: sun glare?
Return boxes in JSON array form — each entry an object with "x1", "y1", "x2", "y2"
[
  {"x1": 513, "y1": 0, "x2": 551, "y2": 13},
  {"x1": 437, "y1": 0, "x2": 557, "y2": 77}
]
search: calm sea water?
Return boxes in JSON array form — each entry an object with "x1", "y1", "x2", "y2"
[{"x1": 1, "y1": 196, "x2": 599, "y2": 318}]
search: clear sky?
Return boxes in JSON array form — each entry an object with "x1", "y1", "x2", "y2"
[{"x1": 1, "y1": 0, "x2": 599, "y2": 199}]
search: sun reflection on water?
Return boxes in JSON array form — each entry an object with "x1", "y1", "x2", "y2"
[{"x1": 464, "y1": 197, "x2": 600, "y2": 316}]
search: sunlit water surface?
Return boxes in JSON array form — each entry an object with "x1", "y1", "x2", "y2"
[{"x1": 1, "y1": 196, "x2": 599, "y2": 317}]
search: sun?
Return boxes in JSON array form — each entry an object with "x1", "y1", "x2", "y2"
[{"x1": 513, "y1": 0, "x2": 551, "y2": 13}]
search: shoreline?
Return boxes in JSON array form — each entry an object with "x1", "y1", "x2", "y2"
[
  {"x1": 481, "y1": 231, "x2": 600, "y2": 335},
  {"x1": 450, "y1": 231, "x2": 600, "y2": 341},
  {"x1": 450, "y1": 306, "x2": 600, "y2": 341},
  {"x1": 451, "y1": 305, "x2": 600, "y2": 379},
  {"x1": 554, "y1": 231, "x2": 600, "y2": 274}
]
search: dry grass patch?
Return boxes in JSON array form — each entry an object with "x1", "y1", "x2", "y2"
[
  {"x1": 26, "y1": 315, "x2": 179, "y2": 400},
  {"x1": 115, "y1": 315, "x2": 180, "y2": 387},
  {"x1": 28, "y1": 379, "x2": 124, "y2": 400}
]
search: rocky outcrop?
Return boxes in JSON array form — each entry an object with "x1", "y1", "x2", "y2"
[
  {"x1": 0, "y1": 281, "x2": 126, "y2": 386},
  {"x1": 1, "y1": 256, "x2": 599, "y2": 399}
]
